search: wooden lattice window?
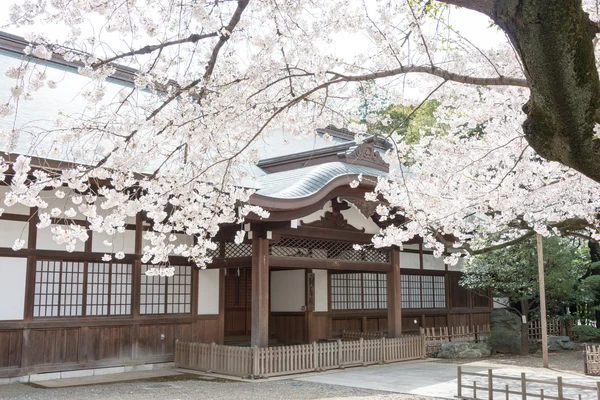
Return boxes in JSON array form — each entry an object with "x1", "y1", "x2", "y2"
[
  {"x1": 331, "y1": 272, "x2": 387, "y2": 311},
  {"x1": 401, "y1": 274, "x2": 422, "y2": 309},
  {"x1": 33, "y1": 260, "x2": 132, "y2": 317},
  {"x1": 401, "y1": 274, "x2": 446, "y2": 309},
  {"x1": 34, "y1": 260, "x2": 84, "y2": 317},
  {"x1": 140, "y1": 265, "x2": 192, "y2": 314},
  {"x1": 86, "y1": 263, "x2": 132, "y2": 316}
]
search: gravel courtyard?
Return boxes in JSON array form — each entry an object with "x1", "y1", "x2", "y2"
[{"x1": 0, "y1": 377, "x2": 441, "y2": 400}]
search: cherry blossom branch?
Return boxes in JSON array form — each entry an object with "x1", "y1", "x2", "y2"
[
  {"x1": 91, "y1": 32, "x2": 219, "y2": 68},
  {"x1": 327, "y1": 65, "x2": 528, "y2": 87}
]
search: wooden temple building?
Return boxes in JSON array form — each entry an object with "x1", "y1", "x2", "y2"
[{"x1": 0, "y1": 32, "x2": 493, "y2": 380}]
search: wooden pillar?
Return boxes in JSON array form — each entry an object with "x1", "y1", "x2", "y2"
[
  {"x1": 251, "y1": 236, "x2": 269, "y2": 347},
  {"x1": 387, "y1": 250, "x2": 402, "y2": 337},
  {"x1": 217, "y1": 268, "x2": 226, "y2": 344}
]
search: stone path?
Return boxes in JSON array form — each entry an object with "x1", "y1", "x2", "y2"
[{"x1": 295, "y1": 359, "x2": 600, "y2": 399}]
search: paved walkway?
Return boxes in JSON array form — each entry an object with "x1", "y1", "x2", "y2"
[{"x1": 295, "y1": 360, "x2": 600, "y2": 399}]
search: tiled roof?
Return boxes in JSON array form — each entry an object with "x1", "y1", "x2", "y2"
[{"x1": 254, "y1": 161, "x2": 385, "y2": 199}]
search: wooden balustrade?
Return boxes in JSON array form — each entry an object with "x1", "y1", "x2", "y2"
[{"x1": 175, "y1": 334, "x2": 425, "y2": 378}]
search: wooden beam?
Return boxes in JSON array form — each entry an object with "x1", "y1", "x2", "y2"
[
  {"x1": 216, "y1": 268, "x2": 225, "y2": 344},
  {"x1": 269, "y1": 256, "x2": 390, "y2": 272},
  {"x1": 387, "y1": 250, "x2": 402, "y2": 337},
  {"x1": 251, "y1": 237, "x2": 269, "y2": 347}
]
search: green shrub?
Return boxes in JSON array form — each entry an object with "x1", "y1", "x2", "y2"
[{"x1": 571, "y1": 325, "x2": 600, "y2": 342}]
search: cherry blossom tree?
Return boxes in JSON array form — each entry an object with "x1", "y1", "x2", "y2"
[{"x1": 2, "y1": 0, "x2": 600, "y2": 271}]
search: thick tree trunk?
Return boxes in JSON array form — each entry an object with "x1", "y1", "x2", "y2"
[
  {"x1": 442, "y1": 0, "x2": 600, "y2": 183},
  {"x1": 589, "y1": 241, "x2": 600, "y2": 325}
]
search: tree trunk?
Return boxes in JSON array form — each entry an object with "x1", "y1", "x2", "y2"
[
  {"x1": 441, "y1": 0, "x2": 600, "y2": 183},
  {"x1": 520, "y1": 298, "x2": 530, "y2": 355},
  {"x1": 589, "y1": 241, "x2": 600, "y2": 325}
]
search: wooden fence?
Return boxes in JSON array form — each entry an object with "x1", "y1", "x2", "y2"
[
  {"x1": 341, "y1": 330, "x2": 385, "y2": 341},
  {"x1": 584, "y1": 345, "x2": 600, "y2": 376},
  {"x1": 420, "y1": 325, "x2": 491, "y2": 356},
  {"x1": 175, "y1": 335, "x2": 425, "y2": 378},
  {"x1": 528, "y1": 320, "x2": 574, "y2": 343},
  {"x1": 457, "y1": 366, "x2": 600, "y2": 400}
]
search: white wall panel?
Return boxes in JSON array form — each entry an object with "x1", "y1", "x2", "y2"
[
  {"x1": 423, "y1": 254, "x2": 445, "y2": 270},
  {"x1": 314, "y1": 269, "x2": 328, "y2": 312},
  {"x1": 0, "y1": 220, "x2": 28, "y2": 248},
  {"x1": 340, "y1": 206, "x2": 380, "y2": 234},
  {"x1": 198, "y1": 269, "x2": 219, "y2": 314},
  {"x1": 0, "y1": 257, "x2": 26, "y2": 320},
  {"x1": 400, "y1": 251, "x2": 420, "y2": 269},
  {"x1": 92, "y1": 229, "x2": 136, "y2": 254},
  {"x1": 271, "y1": 269, "x2": 305, "y2": 312},
  {"x1": 0, "y1": 186, "x2": 30, "y2": 215},
  {"x1": 37, "y1": 224, "x2": 85, "y2": 252}
]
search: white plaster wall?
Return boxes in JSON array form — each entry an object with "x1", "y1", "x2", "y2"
[
  {"x1": 314, "y1": 269, "x2": 328, "y2": 312},
  {"x1": 402, "y1": 244, "x2": 420, "y2": 251},
  {"x1": 0, "y1": 220, "x2": 28, "y2": 248},
  {"x1": 0, "y1": 257, "x2": 27, "y2": 320},
  {"x1": 92, "y1": 230, "x2": 136, "y2": 254},
  {"x1": 0, "y1": 186, "x2": 30, "y2": 215},
  {"x1": 198, "y1": 269, "x2": 219, "y2": 314},
  {"x1": 271, "y1": 269, "x2": 305, "y2": 312},
  {"x1": 298, "y1": 202, "x2": 332, "y2": 224},
  {"x1": 43, "y1": 188, "x2": 85, "y2": 221},
  {"x1": 449, "y1": 257, "x2": 465, "y2": 271},
  {"x1": 400, "y1": 251, "x2": 420, "y2": 269},
  {"x1": 37, "y1": 224, "x2": 85, "y2": 252},
  {"x1": 423, "y1": 254, "x2": 445, "y2": 270},
  {"x1": 340, "y1": 205, "x2": 380, "y2": 234}
]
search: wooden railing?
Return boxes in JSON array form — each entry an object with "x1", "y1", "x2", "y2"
[
  {"x1": 457, "y1": 366, "x2": 600, "y2": 400},
  {"x1": 420, "y1": 325, "x2": 490, "y2": 356},
  {"x1": 584, "y1": 345, "x2": 600, "y2": 376},
  {"x1": 175, "y1": 335, "x2": 425, "y2": 378}
]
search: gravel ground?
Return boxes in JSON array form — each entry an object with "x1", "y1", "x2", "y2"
[
  {"x1": 434, "y1": 344, "x2": 587, "y2": 374},
  {"x1": 0, "y1": 375, "x2": 443, "y2": 400}
]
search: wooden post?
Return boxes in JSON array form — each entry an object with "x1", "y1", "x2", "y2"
[
  {"x1": 360, "y1": 337, "x2": 365, "y2": 366},
  {"x1": 584, "y1": 346, "x2": 589, "y2": 375},
  {"x1": 337, "y1": 339, "x2": 342, "y2": 368},
  {"x1": 521, "y1": 372, "x2": 527, "y2": 400},
  {"x1": 557, "y1": 376, "x2": 563, "y2": 400},
  {"x1": 387, "y1": 250, "x2": 402, "y2": 337},
  {"x1": 488, "y1": 369, "x2": 493, "y2": 400},
  {"x1": 457, "y1": 366, "x2": 462, "y2": 398},
  {"x1": 596, "y1": 381, "x2": 600, "y2": 400},
  {"x1": 251, "y1": 236, "x2": 269, "y2": 348},
  {"x1": 506, "y1": 384, "x2": 510, "y2": 400},
  {"x1": 252, "y1": 345, "x2": 259, "y2": 378},
  {"x1": 313, "y1": 341, "x2": 318, "y2": 371},
  {"x1": 537, "y1": 234, "x2": 549, "y2": 368}
]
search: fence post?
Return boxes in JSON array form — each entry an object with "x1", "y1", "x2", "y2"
[
  {"x1": 209, "y1": 342, "x2": 216, "y2": 373},
  {"x1": 521, "y1": 372, "x2": 527, "y2": 400},
  {"x1": 506, "y1": 384, "x2": 509, "y2": 400},
  {"x1": 457, "y1": 366, "x2": 462, "y2": 398},
  {"x1": 422, "y1": 334, "x2": 426, "y2": 358},
  {"x1": 360, "y1": 337, "x2": 365, "y2": 366},
  {"x1": 557, "y1": 376, "x2": 563, "y2": 400},
  {"x1": 584, "y1": 345, "x2": 589, "y2": 375},
  {"x1": 488, "y1": 369, "x2": 493, "y2": 400},
  {"x1": 313, "y1": 341, "x2": 318, "y2": 372},
  {"x1": 596, "y1": 381, "x2": 600, "y2": 400},
  {"x1": 381, "y1": 336, "x2": 386, "y2": 364},
  {"x1": 252, "y1": 345, "x2": 259, "y2": 378},
  {"x1": 337, "y1": 339, "x2": 342, "y2": 368}
]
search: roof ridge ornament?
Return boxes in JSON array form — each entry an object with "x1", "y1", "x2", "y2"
[
  {"x1": 300, "y1": 210, "x2": 366, "y2": 232},
  {"x1": 338, "y1": 138, "x2": 389, "y2": 172}
]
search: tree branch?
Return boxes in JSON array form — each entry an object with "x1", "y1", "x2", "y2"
[
  {"x1": 437, "y1": 0, "x2": 494, "y2": 16},
  {"x1": 328, "y1": 64, "x2": 528, "y2": 87}
]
